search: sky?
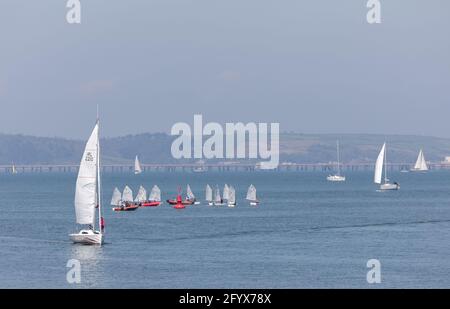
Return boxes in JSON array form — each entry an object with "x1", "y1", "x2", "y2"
[{"x1": 0, "y1": 0, "x2": 449, "y2": 139}]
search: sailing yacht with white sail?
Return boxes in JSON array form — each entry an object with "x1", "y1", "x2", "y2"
[
  {"x1": 11, "y1": 163, "x2": 18, "y2": 174},
  {"x1": 228, "y1": 186, "x2": 236, "y2": 207},
  {"x1": 411, "y1": 149, "x2": 428, "y2": 172},
  {"x1": 246, "y1": 184, "x2": 259, "y2": 205},
  {"x1": 374, "y1": 143, "x2": 400, "y2": 191},
  {"x1": 327, "y1": 140, "x2": 346, "y2": 182},
  {"x1": 69, "y1": 119, "x2": 104, "y2": 245},
  {"x1": 134, "y1": 156, "x2": 142, "y2": 174},
  {"x1": 205, "y1": 184, "x2": 213, "y2": 206}
]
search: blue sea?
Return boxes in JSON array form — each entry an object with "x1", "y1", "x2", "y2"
[{"x1": 0, "y1": 171, "x2": 450, "y2": 288}]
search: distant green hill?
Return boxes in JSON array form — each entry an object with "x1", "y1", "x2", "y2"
[{"x1": 1, "y1": 132, "x2": 450, "y2": 165}]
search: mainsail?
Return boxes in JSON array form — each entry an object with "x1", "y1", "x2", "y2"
[
  {"x1": 149, "y1": 185, "x2": 161, "y2": 202},
  {"x1": 186, "y1": 185, "x2": 195, "y2": 200},
  {"x1": 336, "y1": 140, "x2": 341, "y2": 176},
  {"x1": 374, "y1": 143, "x2": 386, "y2": 184},
  {"x1": 122, "y1": 185, "x2": 134, "y2": 202},
  {"x1": 246, "y1": 184, "x2": 257, "y2": 201},
  {"x1": 223, "y1": 184, "x2": 230, "y2": 200},
  {"x1": 135, "y1": 185, "x2": 147, "y2": 202},
  {"x1": 228, "y1": 186, "x2": 236, "y2": 205},
  {"x1": 214, "y1": 186, "x2": 222, "y2": 203},
  {"x1": 134, "y1": 156, "x2": 142, "y2": 174},
  {"x1": 110, "y1": 187, "x2": 122, "y2": 206},
  {"x1": 205, "y1": 184, "x2": 213, "y2": 202},
  {"x1": 74, "y1": 123, "x2": 99, "y2": 225},
  {"x1": 414, "y1": 149, "x2": 428, "y2": 171}
]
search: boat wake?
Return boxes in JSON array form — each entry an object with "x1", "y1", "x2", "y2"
[{"x1": 123, "y1": 218, "x2": 450, "y2": 243}]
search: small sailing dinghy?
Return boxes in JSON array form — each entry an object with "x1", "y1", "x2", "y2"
[
  {"x1": 228, "y1": 186, "x2": 236, "y2": 207},
  {"x1": 205, "y1": 184, "x2": 213, "y2": 206},
  {"x1": 213, "y1": 186, "x2": 225, "y2": 206},
  {"x1": 134, "y1": 185, "x2": 147, "y2": 206},
  {"x1": 11, "y1": 163, "x2": 18, "y2": 174},
  {"x1": 185, "y1": 184, "x2": 199, "y2": 205},
  {"x1": 134, "y1": 155, "x2": 142, "y2": 174},
  {"x1": 141, "y1": 185, "x2": 162, "y2": 207},
  {"x1": 374, "y1": 143, "x2": 399, "y2": 191},
  {"x1": 327, "y1": 140, "x2": 346, "y2": 182},
  {"x1": 411, "y1": 149, "x2": 428, "y2": 172},
  {"x1": 69, "y1": 120, "x2": 104, "y2": 245},
  {"x1": 246, "y1": 184, "x2": 259, "y2": 206},
  {"x1": 113, "y1": 185, "x2": 139, "y2": 211},
  {"x1": 223, "y1": 184, "x2": 230, "y2": 201},
  {"x1": 110, "y1": 187, "x2": 122, "y2": 208}
]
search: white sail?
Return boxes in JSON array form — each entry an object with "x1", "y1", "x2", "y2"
[
  {"x1": 223, "y1": 184, "x2": 230, "y2": 200},
  {"x1": 122, "y1": 185, "x2": 134, "y2": 202},
  {"x1": 336, "y1": 140, "x2": 341, "y2": 176},
  {"x1": 110, "y1": 187, "x2": 122, "y2": 206},
  {"x1": 414, "y1": 149, "x2": 428, "y2": 171},
  {"x1": 374, "y1": 143, "x2": 386, "y2": 184},
  {"x1": 74, "y1": 123, "x2": 99, "y2": 225},
  {"x1": 149, "y1": 185, "x2": 161, "y2": 201},
  {"x1": 214, "y1": 186, "x2": 222, "y2": 203},
  {"x1": 135, "y1": 185, "x2": 147, "y2": 202},
  {"x1": 205, "y1": 184, "x2": 213, "y2": 202},
  {"x1": 228, "y1": 186, "x2": 236, "y2": 204},
  {"x1": 134, "y1": 156, "x2": 142, "y2": 174},
  {"x1": 246, "y1": 184, "x2": 257, "y2": 201},
  {"x1": 186, "y1": 185, "x2": 195, "y2": 200}
]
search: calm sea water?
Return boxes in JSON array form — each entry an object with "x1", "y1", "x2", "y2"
[{"x1": 1, "y1": 171, "x2": 450, "y2": 288}]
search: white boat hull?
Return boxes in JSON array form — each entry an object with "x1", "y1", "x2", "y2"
[
  {"x1": 70, "y1": 230, "x2": 103, "y2": 245},
  {"x1": 380, "y1": 183, "x2": 400, "y2": 191},
  {"x1": 410, "y1": 169, "x2": 427, "y2": 172},
  {"x1": 249, "y1": 202, "x2": 259, "y2": 206},
  {"x1": 228, "y1": 203, "x2": 236, "y2": 208},
  {"x1": 214, "y1": 203, "x2": 225, "y2": 206},
  {"x1": 327, "y1": 175, "x2": 346, "y2": 182}
]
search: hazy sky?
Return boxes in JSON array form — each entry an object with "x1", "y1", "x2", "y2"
[{"x1": 0, "y1": 1, "x2": 449, "y2": 139}]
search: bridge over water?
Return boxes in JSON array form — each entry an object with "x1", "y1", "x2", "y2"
[{"x1": 1, "y1": 163, "x2": 450, "y2": 173}]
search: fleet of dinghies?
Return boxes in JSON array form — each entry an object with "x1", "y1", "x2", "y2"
[
  {"x1": 107, "y1": 182, "x2": 256, "y2": 211},
  {"x1": 70, "y1": 116, "x2": 433, "y2": 246}
]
